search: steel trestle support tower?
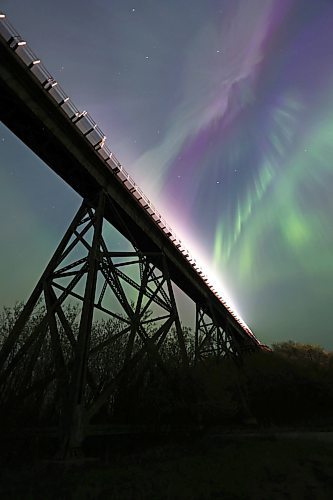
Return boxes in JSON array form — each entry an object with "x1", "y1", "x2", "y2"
[{"x1": 0, "y1": 13, "x2": 264, "y2": 452}]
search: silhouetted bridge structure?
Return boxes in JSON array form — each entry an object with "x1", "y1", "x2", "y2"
[{"x1": 0, "y1": 13, "x2": 264, "y2": 452}]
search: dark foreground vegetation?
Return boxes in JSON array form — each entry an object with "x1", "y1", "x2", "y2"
[
  {"x1": 1, "y1": 303, "x2": 333, "y2": 431},
  {"x1": 1, "y1": 304, "x2": 333, "y2": 497}
]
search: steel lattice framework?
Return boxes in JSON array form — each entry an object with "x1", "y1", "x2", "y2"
[{"x1": 0, "y1": 13, "x2": 265, "y2": 452}]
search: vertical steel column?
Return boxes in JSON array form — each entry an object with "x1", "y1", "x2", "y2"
[
  {"x1": 194, "y1": 302, "x2": 239, "y2": 361},
  {"x1": 66, "y1": 191, "x2": 105, "y2": 451},
  {"x1": 162, "y1": 256, "x2": 189, "y2": 367},
  {"x1": 207, "y1": 302, "x2": 236, "y2": 360},
  {"x1": 194, "y1": 304, "x2": 200, "y2": 364}
]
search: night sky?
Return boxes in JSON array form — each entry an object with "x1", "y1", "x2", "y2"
[{"x1": 1, "y1": 1, "x2": 333, "y2": 348}]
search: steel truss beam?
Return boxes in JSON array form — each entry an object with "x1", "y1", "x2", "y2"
[
  {"x1": 0, "y1": 191, "x2": 190, "y2": 452},
  {"x1": 194, "y1": 304, "x2": 241, "y2": 363},
  {"x1": 0, "y1": 190, "x2": 253, "y2": 454}
]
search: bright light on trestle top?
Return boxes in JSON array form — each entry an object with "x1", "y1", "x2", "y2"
[{"x1": 0, "y1": 11, "x2": 257, "y2": 342}]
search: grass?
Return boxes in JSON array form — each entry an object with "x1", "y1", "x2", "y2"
[{"x1": 1, "y1": 434, "x2": 333, "y2": 499}]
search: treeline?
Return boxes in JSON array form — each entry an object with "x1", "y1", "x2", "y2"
[
  {"x1": 1, "y1": 303, "x2": 333, "y2": 430},
  {"x1": 244, "y1": 341, "x2": 333, "y2": 427}
]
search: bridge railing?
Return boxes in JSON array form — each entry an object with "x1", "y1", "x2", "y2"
[{"x1": 0, "y1": 12, "x2": 258, "y2": 340}]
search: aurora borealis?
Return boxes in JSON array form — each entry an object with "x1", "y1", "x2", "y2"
[{"x1": 1, "y1": 0, "x2": 333, "y2": 348}]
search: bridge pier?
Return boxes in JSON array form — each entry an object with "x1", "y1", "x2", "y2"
[
  {"x1": 0, "y1": 191, "x2": 197, "y2": 454},
  {"x1": 194, "y1": 304, "x2": 240, "y2": 363},
  {"x1": 0, "y1": 190, "x2": 259, "y2": 455}
]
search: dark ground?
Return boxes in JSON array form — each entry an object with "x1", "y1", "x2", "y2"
[{"x1": 1, "y1": 431, "x2": 333, "y2": 499}]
